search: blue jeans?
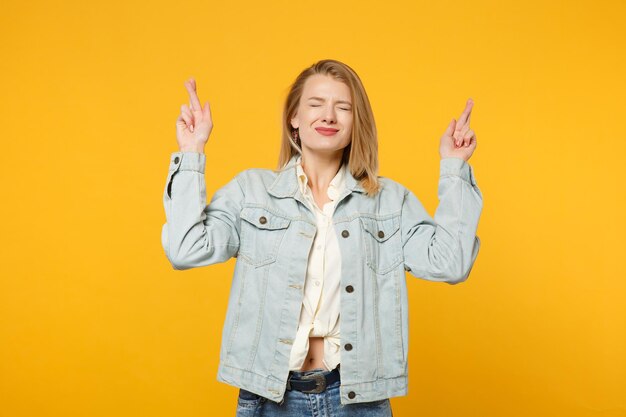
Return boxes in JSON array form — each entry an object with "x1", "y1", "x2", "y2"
[{"x1": 235, "y1": 367, "x2": 393, "y2": 417}]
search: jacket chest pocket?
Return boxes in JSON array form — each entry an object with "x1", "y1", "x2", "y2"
[
  {"x1": 359, "y1": 215, "x2": 403, "y2": 274},
  {"x1": 239, "y1": 206, "x2": 291, "y2": 267}
]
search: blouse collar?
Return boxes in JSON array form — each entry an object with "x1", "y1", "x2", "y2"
[{"x1": 295, "y1": 154, "x2": 346, "y2": 201}]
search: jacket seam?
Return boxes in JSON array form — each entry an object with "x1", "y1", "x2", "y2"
[
  {"x1": 248, "y1": 265, "x2": 270, "y2": 368},
  {"x1": 453, "y1": 176, "x2": 465, "y2": 280}
]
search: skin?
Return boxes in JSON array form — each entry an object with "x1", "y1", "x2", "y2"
[
  {"x1": 290, "y1": 74, "x2": 354, "y2": 211},
  {"x1": 439, "y1": 98, "x2": 477, "y2": 161},
  {"x1": 175, "y1": 76, "x2": 478, "y2": 372},
  {"x1": 176, "y1": 78, "x2": 212, "y2": 153}
]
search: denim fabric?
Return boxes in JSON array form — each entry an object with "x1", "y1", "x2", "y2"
[
  {"x1": 161, "y1": 152, "x2": 483, "y2": 405},
  {"x1": 235, "y1": 367, "x2": 393, "y2": 417}
]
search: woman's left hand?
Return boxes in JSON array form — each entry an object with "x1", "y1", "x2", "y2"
[{"x1": 439, "y1": 98, "x2": 477, "y2": 162}]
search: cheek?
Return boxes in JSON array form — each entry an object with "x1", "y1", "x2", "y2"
[
  {"x1": 343, "y1": 117, "x2": 352, "y2": 131},
  {"x1": 341, "y1": 128, "x2": 353, "y2": 144}
]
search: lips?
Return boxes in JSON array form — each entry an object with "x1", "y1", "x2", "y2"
[{"x1": 315, "y1": 127, "x2": 339, "y2": 136}]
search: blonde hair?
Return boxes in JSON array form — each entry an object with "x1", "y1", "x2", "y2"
[{"x1": 277, "y1": 59, "x2": 381, "y2": 197}]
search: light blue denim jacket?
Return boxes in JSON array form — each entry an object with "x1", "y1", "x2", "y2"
[{"x1": 161, "y1": 151, "x2": 483, "y2": 405}]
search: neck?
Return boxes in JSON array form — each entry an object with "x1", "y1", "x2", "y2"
[{"x1": 299, "y1": 149, "x2": 343, "y2": 194}]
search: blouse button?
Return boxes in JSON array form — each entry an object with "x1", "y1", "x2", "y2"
[
  {"x1": 345, "y1": 343, "x2": 353, "y2": 351},
  {"x1": 259, "y1": 216, "x2": 267, "y2": 224},
  {"x1": 341, "y1": 230, "x2": 349, "y2": 238},
  {"x1": 378, "y1": 230, "x2": 385, "y2": 238},
  {"x1": 345, "y1": 285, "x2": 354, "y2": 293},
  {"x1": 348, "y1": 391, "x2": 356, "y2": 399}
]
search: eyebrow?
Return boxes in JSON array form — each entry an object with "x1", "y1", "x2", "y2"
[{"x1": 307, "y1": 96, "x2": 352, "y2": 106}]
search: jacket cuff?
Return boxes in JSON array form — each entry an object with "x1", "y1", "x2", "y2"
[
  {"x1": 169, "y1": 151, "x2": 205, "y2": 173},
  {"x1": 439, "y1": 157, "x2": 477, "y2": 186}
]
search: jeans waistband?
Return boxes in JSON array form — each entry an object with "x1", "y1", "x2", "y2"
[{"x1": 286, "y1": 364, "x2": 340, "y2": 393}]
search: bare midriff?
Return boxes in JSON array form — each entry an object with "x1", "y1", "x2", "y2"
[{"x1": 300, "y1": 336, "x2": 328, "y2": 371}]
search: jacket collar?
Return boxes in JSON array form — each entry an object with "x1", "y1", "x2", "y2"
[{"x1": 268, "y1": 154, "x2": 365, "y2": 198}]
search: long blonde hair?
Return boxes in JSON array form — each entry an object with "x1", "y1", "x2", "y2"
[{"x1": 277, "y1": 59, "x2": 381, "y2": 197}]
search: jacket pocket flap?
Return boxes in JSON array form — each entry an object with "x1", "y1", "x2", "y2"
[
  {"x1": 240, "y1": 207, "x2": 291, "y2": 230},
  {"x1": 359, "y1": 216, "x2": 400, "y2": 242}
]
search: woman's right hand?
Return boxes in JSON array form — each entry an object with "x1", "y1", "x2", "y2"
[{"x1": 176, "y1": 77, "x2": 213, "y2": 153}]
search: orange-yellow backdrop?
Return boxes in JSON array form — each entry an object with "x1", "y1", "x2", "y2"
[{"x1": 1, "y1": 0, "x2": 625, "y2": 416}]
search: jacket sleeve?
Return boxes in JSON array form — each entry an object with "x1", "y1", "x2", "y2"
[
  {"x1": 401, "y1": 157, "x2": 483, "y2": 284},
  {"x1": 161, "y1": 151, "x2": 244, "y2": 270}
]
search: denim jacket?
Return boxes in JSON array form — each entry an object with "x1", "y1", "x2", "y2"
[{"x1": 161, "y1": 151, "x2": 483, "y2": 405}]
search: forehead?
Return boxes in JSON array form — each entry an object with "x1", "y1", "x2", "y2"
[{"x1": 302, "y1": 74, "x2": 351, "y2": 100}]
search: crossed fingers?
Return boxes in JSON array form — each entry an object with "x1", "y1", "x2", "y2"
[{"x1": 455, "y1": 99, "x2": 475, "y2": 146}]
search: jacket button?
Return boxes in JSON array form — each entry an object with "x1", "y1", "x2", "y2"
[
  {"x1": 346, "y1": 285, "x2": 354, "y2": 293},
  {"x1": 348, "y1": 391, "x2": 356, "y2": 399},
  {"x1": 345, "y1": 343, "x2": 352, "y2": 351},
  {"x1": 174, "y1": 156, "x2": 180, "y2": 164},
  {"x1": 341, "y1": 230, "x2": 349, "y2": 238},
  {"x1": 259, "y1": 216, "x2": 267, "y2": 224},
  {"x1": 378, "y1": 230, "x2": 384, "y2": 238}
]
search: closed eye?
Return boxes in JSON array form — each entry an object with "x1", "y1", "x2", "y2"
[{"x1": 310, "y1": 104, "x2": 351, "y2": 111}]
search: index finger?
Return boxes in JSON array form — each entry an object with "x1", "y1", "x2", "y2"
[
  {"x1": 184, "y1": 78, "x2": 203, "y2": 112},
  {"x1": 458, "y1": 98, "x2": 474, "y2": 127}
]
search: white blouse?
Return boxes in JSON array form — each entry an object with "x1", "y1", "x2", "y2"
[{"x1": 287, "y1": 155, "x2": 346, "y2": 371}]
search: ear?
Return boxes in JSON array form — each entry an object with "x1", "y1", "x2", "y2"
[{"x1": 290, "y1": 113, "x2": 299, "y2": 130}]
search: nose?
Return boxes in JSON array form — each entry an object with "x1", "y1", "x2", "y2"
[{"x1": 322, "y1": 105, "x2": 337, "y2": 124}]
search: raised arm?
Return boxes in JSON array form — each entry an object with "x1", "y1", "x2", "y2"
[
  {"x1": 401, "y1": 157, "x2": 482, "y2": 284},
  {"x1": 161, "y1": 78, "x2": 244, "y2": 270},
  {"x1": 401, "y1": 98, "x2": 483, "y2": 284},
  {"x1": 161, "y1": 152, "x2": 244, "y2": 270}
]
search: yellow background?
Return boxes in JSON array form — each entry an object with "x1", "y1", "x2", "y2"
[{"x1": 1, "y1": 0, "x2": 625, "y2": 416}]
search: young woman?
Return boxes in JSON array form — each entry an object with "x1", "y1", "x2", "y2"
[{"x1": 162, "y1": 59, "x2": 483, "y2": 417}]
